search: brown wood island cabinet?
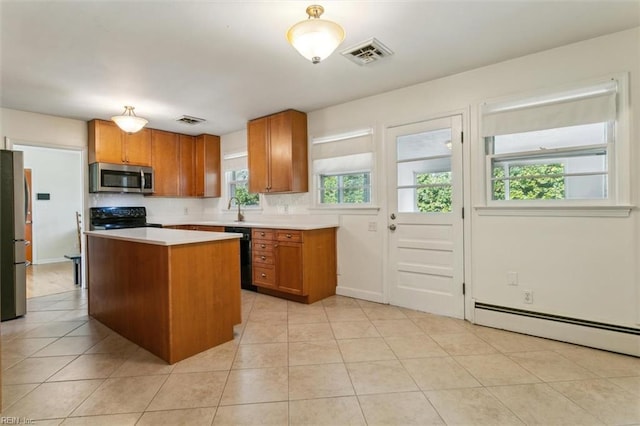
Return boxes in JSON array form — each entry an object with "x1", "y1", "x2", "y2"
[
  {"x1": 88, "y1": 119, "x2": 152, "y2": 166},
  {"x1": 86, "y1": 230, "x2": 241, "y2": 364},
  {"x1": 247, "y1": 109, "x2": 308, "y2": 194},
  {"x1": 252, "y1": 227, "x2": 337, "y2": 304}
]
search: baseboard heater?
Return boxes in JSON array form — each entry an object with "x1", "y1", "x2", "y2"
[{"x1": 474, "y1": 302, "x2": 640, "y2": 357}]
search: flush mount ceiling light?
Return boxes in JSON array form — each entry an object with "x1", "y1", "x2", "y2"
[
  {"x1": 286, "y1": 4, "x2": 345, "y2": 64},
  {"x1": 111, "y1": 106, "x2": 148, "y2": 134}
]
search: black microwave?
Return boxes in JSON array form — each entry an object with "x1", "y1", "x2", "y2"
[{"x1": 89, "y1": 162, "x2": 154, "y2": 194}]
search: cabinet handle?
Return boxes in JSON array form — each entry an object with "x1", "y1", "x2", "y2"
[
  {"x1": 261, "y1": 256, "x2": 266, "y2": 260},
  {"x1": 260, "y1": 244, "x2": 266, "y2": 249},
  {"x1": 261, "y1": 273, "x2": 267, "y2": 278},
  {"x1": 260, "y1": 232, "x2": 265, "y2": 236},
  {"x1": 286, "y1": 233, "x2": 292, "y2": 239}
]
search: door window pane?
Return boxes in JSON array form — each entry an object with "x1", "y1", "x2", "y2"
[{"x1": 397, "y1": 129, "x2": 452, "y2": 213}]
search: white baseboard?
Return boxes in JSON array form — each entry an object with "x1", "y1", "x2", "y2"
[
  {"x1": 336, "y1": 286, "x2": 385, "y2": 304},
  {"x1": 474, "y1": 307, "x2": 640, "y2": 357}
]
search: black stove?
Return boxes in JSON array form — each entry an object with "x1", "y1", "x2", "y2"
[{"x1": 89, "y1": 207, "x2": 163, "y2": 230}]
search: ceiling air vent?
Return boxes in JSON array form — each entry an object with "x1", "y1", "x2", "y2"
[
  {"x1": 341, "y1": 38, "x2": 393, "y2": 65},
  {"x1": 176, "y1": 115, "x2": 206, "y2": 125}
]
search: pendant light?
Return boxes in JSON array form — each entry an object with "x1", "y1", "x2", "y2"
[
  {"x1": 286, "y1": 5, "x2": 345, "y2": 64},
  {"x1": 111, "y1": 106, "x2": 148, "y2": 134}
]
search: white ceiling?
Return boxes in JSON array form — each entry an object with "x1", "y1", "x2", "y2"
[{"x1": 1, "y1": 0, "x2": 638, "y2": 136}]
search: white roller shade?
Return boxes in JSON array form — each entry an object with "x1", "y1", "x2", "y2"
[
  {"x1": 482, "y1": 80, "x2": 617, "y2": 137},
  {"x1": 312, "y1": 129, "x2": 373, "y2": 160},
  {"x1": 314, "y1": 152, "x2": 373, "y2": 175},
  {"x1": 223, "y1": 151, "x2": 247, "y2": 171}
]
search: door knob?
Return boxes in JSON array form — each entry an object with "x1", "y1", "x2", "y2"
[
  {"x1": 390, "y1": 213, "x2": 396, "y2": 219},
  {"x1": 388, "y1": 224, "x2": 397, "y2": 231}
]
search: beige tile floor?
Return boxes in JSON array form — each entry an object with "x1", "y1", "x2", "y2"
[
  {"x1": 27, "y1": 261, "x2": 79, "y2": 299},
  {"x1": 2, "y1": 286, "x2": 639, "y2": 424}
]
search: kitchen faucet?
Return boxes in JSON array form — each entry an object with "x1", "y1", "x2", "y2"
[{"x1": 228, "y1": 196, "x2": 244, "y2": 222}]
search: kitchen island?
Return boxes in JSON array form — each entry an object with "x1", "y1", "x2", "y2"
[{"x1": 85, "y1": 228, "x2": 241, "y2": 364}]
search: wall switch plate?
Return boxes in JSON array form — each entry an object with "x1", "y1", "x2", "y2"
[
  {"x1": 523, "y1": 290, "x2": 533, "y2": 304},
  {"x1": 368, "y1": 222, "x2": 377, "y2": 231},
  {"x1": 507, "y1": 272, "x2": 518, "y2": 286}
]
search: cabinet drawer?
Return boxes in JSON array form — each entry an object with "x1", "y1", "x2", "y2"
[
  {"x1": 252, "y1": 228, "x2": 275, "y2": 240},
  {"x1": 253, "y1": 253, "x2": 274, "y2": 265},
  {"x1": 253, "y1": 241, "x2": 275, "y2": 252},
  {"x1": 253, "y1": 266, "x2": 276, "y2": 286},
  {"x1": 276, "y1": 230, "x2": 302, "y2": 242}
]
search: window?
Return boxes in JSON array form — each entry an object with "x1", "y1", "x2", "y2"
[
  {"x1": 397, "y1": 127, "x2": 453, "y2": 213},
  {"x1": 312, "y1": 128, "x2": 375, "y2": 207},
  {"x1": 482, "y1": 78, "x2": 622, "y2": 205},
  {"x1": 226, "y1": 168, "x2": 259, "y2": 207},
  {"x1": 320, "y1": 172, "x2": 371, "y2": 204}
]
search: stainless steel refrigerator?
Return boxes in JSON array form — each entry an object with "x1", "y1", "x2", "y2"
[{"x1": 1, "y1": 149, "x2": 27, "y2": 321}]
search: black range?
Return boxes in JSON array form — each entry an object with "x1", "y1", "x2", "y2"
[{"x1": 89, "y1": 206, "x2": 163, "y2": 230}]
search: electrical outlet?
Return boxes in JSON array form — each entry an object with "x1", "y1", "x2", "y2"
[
  {"x1": 284, "y1": 205, "x2": 289, "y2": 214},
  {"x1": 523, "y1": 290, "x2": 533, "y2": 304},
  {"x1": 507, "y1": 272, "x2": 518, "y2": 286},
  {"x1": 368, "y1": 222, "x2": 377, "y2": 231},
  {"x1": 183, "y1": 207, "x2": 189, "y2": 215}
]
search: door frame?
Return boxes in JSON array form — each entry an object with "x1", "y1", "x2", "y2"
[
  {"x1": 381, "y1": 108, "x2": 473, "y2": 319},
  {"x1": 5, "y1": 138, "x2": 87, "y2": 287}
]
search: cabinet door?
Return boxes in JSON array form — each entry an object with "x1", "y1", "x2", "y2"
[
  {"x1": 195, "y1": 134, "x2": 221, "y2": 198},
  {"x1": 89, "y1": 119, "x2": 124, "y2": 164},
  {"x1": 268, "y1": 112, "x2": 294, "y2": 193},
  {"x1": 275, "y1": 241, "x2": 304, "y2": 295},
  {"x1": 124, "y1": 128, "x2": 151, "y2": 166},
  {"x1": 151, "y1": 130, "x2": 180, "y2": 196},
  {"x1": 247, "y1": 116, "x2": 270, "y2": 193},
  {"x1": 179, "y1": 135, "x2": 196, "y2": 196}
]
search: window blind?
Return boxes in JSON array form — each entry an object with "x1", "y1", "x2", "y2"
[{"x1": 482, "y1": 80, "x2": 617, "y2": 137}]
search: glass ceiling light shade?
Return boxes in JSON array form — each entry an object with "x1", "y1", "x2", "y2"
[
  {"x1": 286, "y1": 5, "x2": 345, "y2": 64},
  {"x1": 111, "y1": 106, "x2": 148, "y2": 134}
]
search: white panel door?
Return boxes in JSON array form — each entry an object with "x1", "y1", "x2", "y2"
[{"x1": 387, "y1": 115, "x2": 464, "y2": 318}]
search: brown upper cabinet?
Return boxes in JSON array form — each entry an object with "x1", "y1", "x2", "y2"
[
  {"x1": 88, "y1": 119, "x2": 151, "y2": 166},
  {"x1": 150, "y1": 130, "x2": 180, "y2": 196},
  {"x1": 247, "y1": 109, "x2": 308, "y2": 194},
  {"x1": 149, "y1": 130, "x2": 220, "y2": 198},
  {"x1": 195, "y1": 134, "x2": 221, "y2": 198},
  {"x1": 179, "y1": 135, "x2": 196, "y2": 197}
]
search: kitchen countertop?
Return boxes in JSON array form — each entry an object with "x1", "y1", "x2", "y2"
[
  {"x1": 160, "y1": 220, "x2": 339, "y2": 231},
  {"x1": 85, "y1": 227, "x2": 241, "y2": 246}
]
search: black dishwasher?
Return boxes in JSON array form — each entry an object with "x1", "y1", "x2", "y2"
[{"x1": 224, "y1": 227, "x2": 256, "y2": 292}]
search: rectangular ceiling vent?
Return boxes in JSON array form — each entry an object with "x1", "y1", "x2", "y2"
[
  {"x1": 176, "y1": 115, "x2": 206, "y2": 125},
  {"x1": 341, "y1": 38, "x2": 393, "y2": 66}
]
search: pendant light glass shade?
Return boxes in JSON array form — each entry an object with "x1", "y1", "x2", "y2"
[
  {"x1": 287, "y1": 5, "x2": 345, "y2": 64},
  {"x1": 111, "y1": 106, "x2": 148, "y2": 134}
]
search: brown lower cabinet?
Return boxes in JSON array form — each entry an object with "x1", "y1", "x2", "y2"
[{"x1": 252, "y1": 227, "x2": 337, "y2": 304}]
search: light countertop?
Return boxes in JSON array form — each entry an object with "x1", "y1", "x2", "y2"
[
  {"x1": 158, "y1": 220, "x2": 339, "y2": 231},
  {"x1": 85, "y1": 228, "x2": 242, "y2": 246}
]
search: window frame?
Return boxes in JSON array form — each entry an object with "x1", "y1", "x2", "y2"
[
  {"x1": 225, "y1": 168, "x2": 260, "y2": 209},
  {"x1": 318, "y1": 171, "x2": 372, "y2": 205},
  {"x1": 478, "y1": 74, "x2": 632, "y2": 216},
  {"x1": 310, "y1": 128, "x2": 378, "y2": 210}
]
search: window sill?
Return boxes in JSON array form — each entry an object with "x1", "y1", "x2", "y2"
[
  {"x1": 474, "y1": 205, "x2": 633, "y2": 218},
  {"x1": 308, "y1": 205, "x2": 381, "y2": 214}
]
